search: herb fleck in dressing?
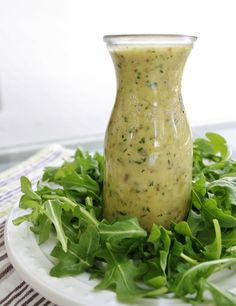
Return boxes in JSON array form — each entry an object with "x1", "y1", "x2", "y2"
[{"x1": 104, "y1": 38, "x2": 194, "y2": 230}]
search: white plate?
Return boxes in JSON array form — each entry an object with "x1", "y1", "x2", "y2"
[
  {"x1": 5, "y1": 195, "x2": 236, "y2": 306},
  {"x1": 5, "y1": 123, "x2": 236, "y2": 306},
  {"x1": 5, "y1": 200, "x2": 196, "y2": 306}
]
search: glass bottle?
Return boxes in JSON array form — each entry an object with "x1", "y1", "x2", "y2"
[{"x1": 103, "y1": 34, "x2": 197, "y2": 230}]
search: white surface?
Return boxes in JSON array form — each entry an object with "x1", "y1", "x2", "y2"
[{"x1": 0, "y1": 0, "x2": 236, "y2": 148}]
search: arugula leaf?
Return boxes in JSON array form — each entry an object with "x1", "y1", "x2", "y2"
[
  {"x1": 145, "y1": 224, "x2": 172, "y2": 285},
  {"x1": 205, "y1": 132, "x2": 231, "y2": 161},
  {"x1": 20, "y1": 176, "x2": 41, "y2": 201},
  {"x1": 50, "y1": 241, "x2": 86, "y2": 276},
  {"x1": 50, "y1": 225, "x2": 100, "y2": 276},
  {"x1": 42, "y1": 166, "x2": 58, "y2": 181},
  {"x1": 96, "y1": 243, "x2": 167, "y2": 301},
  {"x1": 37, "y1": 214, "x2": 52, "y2": 245},
  {"x1": 98, "y1": 217, "x2": 147, "y2": 244},
  {"x1": 203, "y1": 219, "x2": 222, "y2": 260},
  {"x1": 201, "y1": 198, "x2": 236, "y2": 228},
  {"x1": 174, "y1": 221, "x2": 193, "y2": 237},
  {"x1": 193, "y1": 133, "x2": 232, "y2": 180},
  {"x1": 208, "y1": 176, "x2": 236, "y2": 209},
  {"x1": 42, "y1": 150, "x2": 104, "y2": 198},
  {"x1": 167, "y1": 239, "x2": 185, "y2": 276},
  {"x1": 44, "y1": 200, "x2": 68, "y2": 252},
  {"x1": 186, "y1": 209, "x2": 203, "y2": 236},
  {"x1": 193, "y1": 132, "x2": 230, "y2": 162},
  {"x1": 222, "y1": 228, "x2": 236, "y2": 249},
  {"x1": 172, "y1": 258, "x2": 236, "y2": 300},
  {"x1": 13, "y1": 196, "x2": 42, "y2": 226},
  {"x1": 206, "y1": 282, "x2": 236, "y2": 306},
  {"x1": 191, "y1": 174, "x2": 207, "y2": 209}
]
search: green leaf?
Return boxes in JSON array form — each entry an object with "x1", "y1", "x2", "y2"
[
  {"x1": 193, "y1": 133, "x2": 230, "y2": 161},
  {"x1": 175, "y1": 221, "x2": 193, "y2": 237},
  {"x1": 42, "y1": 166, "x2": 58, "y2": 181},
  {"x1": 194, "y1": 138, "x2": 214, "y2": 156},
  {"x1": 96, "y1": 243, "x2": 166, "y2": 301},
  {"x1": 208, "y1": 176, "x2": 236, "y2": 208},
  {"x1": 191, "y1": 175, "x2": 207, "y2": 209},
  {"x1": 193, "y1": 174, "x2": 207, "y2": 196},
  {"x1": 143, "y1": 227, "x2": 171, "y2": 289},
  {"x1": 75, "y1": 224, "x2": 100, "y2": 264},
  {"x1": 201, "y1": 198, "x2": 236, "y2": 228},
  {"x1": 187, "y1": 209, "x2": 203, "y2": 236},
  {"x1": 50, "y1": 241, "x2": 88, "y2": 276},
  {"x1": 146, "y1": 275, "x2": 167, "y2": 288},
  {"x1": 203, "y1": 219, "x2": 222, "y2": 260},
  {"x1": 167, "y1": 239, "x2": 184, "y2": 276},
  {"x1": 174, "y1": 221, "x2": 203, "y2": 254},
  {"x1": 159, "y1": 227, "x2": 171, "y2": 273},
  {"x1": 36, "y1": 182, "x2": 65, "y2": 197},
  {"x1": 50, "y1": 225, "x2": 100, "y2": 276},
  {"x1": 172, "y1": 258, "x2": 236, "y2": 298},
  {"x1": 13, "y1": 197, "x2": 41, "y2": 226},
  {"x1": 18, "y1": 196, "x2": 39, "y2": 209},
  {"x1": 205, "y1": 132, "x2": 231, "y2": 160},
  {"x1": 44, "y1": 200, "x2": 68, "y2": 252},
  {"x1": 61, "y1": 215, "x2": 78, "y2": 243},
  {"x1": 12, "y1": 211, "x2": 38, "y2": 226},
  {"x1": 61, "y1": 172, "x2": 99, "y2": 191},
  {"x1": 73, "y1": 205, "x2": 99, "y2": 227},
  {"x1": 20, "y1": 176, "x2": 41, "y2": 201},
  {"x1": 148, "y1": 223, "x2": 161, "y2": 243},
  {"x1": 38, "y1": 214, "x2": 52, "y2": 245},
  {"x1": 74, "y1": 150, "x2": 102, "y2": 179},
  {"x1": 193, "y1": 133, "x2": 232, "y2": 182},
  {"x1": 93, "y1": 151, "x2": 104, "y2": 182},
  {"x1": 222, "y1": 228, "x2": 236, "y2": 249},
  {"x1": 206, "y1": 282, "x2": 236, "y2": 306},
  {"x1": 98, "y1": 217, "x2": 147, "y2": 244},
  {"x1": 148, "y1": 224, "x2": 171, "y2": 251}
]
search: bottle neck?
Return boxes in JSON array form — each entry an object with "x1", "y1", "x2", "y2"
[{"x1": 110, "y1": 45, "x2": 192, "y2": 102}]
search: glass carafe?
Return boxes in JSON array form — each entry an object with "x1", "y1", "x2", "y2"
[{"x1": 103, "y1": 34, "x2": 197, "y2": 230}]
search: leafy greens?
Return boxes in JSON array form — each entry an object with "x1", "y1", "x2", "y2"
[{"x1": 13, "y1": 133, "x2": 236, "y2": 304}]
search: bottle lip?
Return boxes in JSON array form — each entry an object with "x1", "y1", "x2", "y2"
[{"x1": 103, "y1": 34, "x2": 197, "y2": 46}]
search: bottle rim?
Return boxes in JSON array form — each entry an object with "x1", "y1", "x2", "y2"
[{"x1": 103, "y1": 34, "x2": 197, "y2": 46}]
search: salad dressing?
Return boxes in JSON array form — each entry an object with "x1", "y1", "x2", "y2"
[{"x1": 103, "y1": 35, "x2": 196, "y2": 230}]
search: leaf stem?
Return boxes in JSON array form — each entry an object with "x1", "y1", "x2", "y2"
[
  {"x1": 180, "y1": 252, "x2": 199, "y2": 265},
  {"x1": 191, "y1": 188, "x2": 203, "y2": 209},
  {"x1": 42, "y1": 195, "x2": 99, "y2": 227},
  {"x1": 43, "y1": 195, "x2": 76, "y2": 208}
]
